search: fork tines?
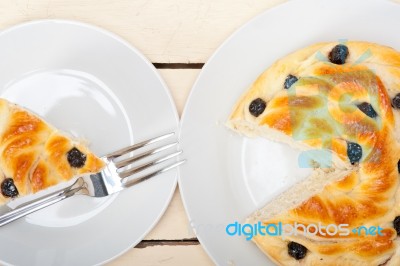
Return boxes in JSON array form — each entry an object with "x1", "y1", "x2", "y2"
[{"x1": 108, "y1": 132, "x2": 185, "y2": 183}]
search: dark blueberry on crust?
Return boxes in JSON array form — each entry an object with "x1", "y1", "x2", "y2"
[
  {"x1": 1, "y1": 178, "x2": 19, "y2": 198},
  {"x1": 392, "y1": 93, "x2": 400, "y2": 109},
  {"x1": 288, "y1": 241, "x2": 307, "y2": 260},
  {"x1": 329, "y1": 44, "x2": 349, "y2": 65},
  {"x1": 67, "y1": 147, "x2": 87, "y2": 168},
  {"x1": 249, "y1": 98, "x2": 267, "y2": 117},
  {"x1": 394, "y1": 216, "x2": 400, "y2": 235},
  {"x1": 347, "y1": 142, "x2": 362, "y2": 165},
  {"x1": 284, "y1": 75, "x2": 298, "y2": 89},
  {"x1": 357, "y1": 102, "x2": 377, "y2": 118},
  {"x1": 398, "y1": 160, "x2": 400, "y2": 173}
]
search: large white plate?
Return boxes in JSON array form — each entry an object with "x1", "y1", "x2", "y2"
[
  {"x1": 0, "y1": 20, "x2": 179, "y2": 265},
  {"x1": 179, "y1": 0, "x2": 400, "y2": 265}
]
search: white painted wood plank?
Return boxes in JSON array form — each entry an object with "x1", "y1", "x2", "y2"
[
  {"x1": 143, "y1": 69, "x2": 199, "y2": 240},
  {"x1": 0, "y1": 0, "x2": 287, "y2": 63},
  {"x1": 108, "y1": 245, "x2": 214, "y2": 266},
  {"x1": 158, "y1": 69, "x2": 200, "y2": 116},
  {"x1": 144, "y1": 188, "x2": 197, "y2": 240}
]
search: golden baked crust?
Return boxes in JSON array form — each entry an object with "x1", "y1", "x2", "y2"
[
  {"x1": 228, "y1": 41, "x2": 400, "y2": 265},
  {"x1": 0, "y1": 98, "x2": 105, "y2": 204}
]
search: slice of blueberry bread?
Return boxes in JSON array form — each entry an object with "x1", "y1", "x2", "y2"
[{"x1": 0, "y1": 98, "x2": 105, "y2": 204}]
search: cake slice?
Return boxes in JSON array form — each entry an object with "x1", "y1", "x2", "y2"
[
  {"x1": 227, "y1": 41, "x2": 400, "y2": 265},
  {"x1": 0, "y1": 98, "x2": 105, "y2": 205}
]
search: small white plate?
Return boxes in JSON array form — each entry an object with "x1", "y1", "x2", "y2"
[
  {"x1": 179, "y1": 0, "x2": 400, "y2": 265},
  {"x1": 0, "y1": 20, "x2": 179, "y2": 265}
]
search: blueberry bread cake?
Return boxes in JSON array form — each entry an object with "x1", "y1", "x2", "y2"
[
  {"x1": 227, "y1": 41, "x2": 400, "y2": 265},
  {"x1": 0, "y1": 98, "x2": 105, "y2": 204}
]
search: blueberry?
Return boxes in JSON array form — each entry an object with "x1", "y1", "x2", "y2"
[
  {"x1": 398, "y1": 160, "x2": 400, "y2": 173},
  {"x1": 284, "y1": 75, "x2": 298, "y2": 89},
  {"x1": 394, "y1": 216, "x2": 400, "y2": 235},
  {"x1": 347, "y1": 142, "x2": 362, "y2": 165},
  {"x1": 288, "y1": 241, "x2": 307, "y2": 260},
  {"x1": 1, "y1": 178, "x2": 19, "y2": 198},
  {"x1": 329, "y1": 44, "x2": 349, "y2": 65},
  {"x1": 67, "y1": 147, "x2": 87, "y2": 168},
  {"x1": 249, "y1": 98, "x2": 267, "y2": 117},
  {"x1": 392, "y1": 93, "x2": 400, "y2": 109},
  {"x1": 357, "y1": 102, "x2": 377, "y2": 118}
]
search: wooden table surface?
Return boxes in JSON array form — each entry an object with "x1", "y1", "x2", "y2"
[{"x1": 2, "y1": 0, "x2": 399, "y2": 265}]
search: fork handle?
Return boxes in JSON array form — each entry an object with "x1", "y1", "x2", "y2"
[{"x1": 0, "y1": 178, "x2": 84, "y2": 227}]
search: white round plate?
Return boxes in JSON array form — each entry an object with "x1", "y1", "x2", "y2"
[
  {"x1": 0, "y1": 20, "x2": 179, "y2": 265},
  {"x1": 179, "y1": 0, "x2": 400, "y2": 265}
]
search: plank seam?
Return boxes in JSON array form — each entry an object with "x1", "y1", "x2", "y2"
[
  {"x1": 135, "y1": 239, "x2": 199, "y2": 248},
  {"x1": 153, "y1": 63, "x2": 204, "y2": 69}
]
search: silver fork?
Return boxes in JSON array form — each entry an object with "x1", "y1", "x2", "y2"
[{"x1": 0, "y1": 132, "x2": 184, "y2": 227}]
